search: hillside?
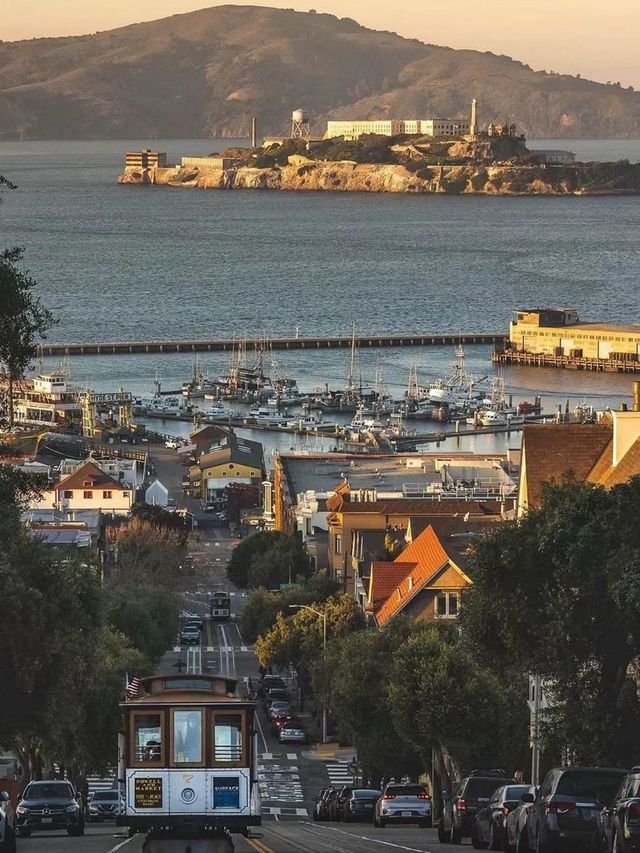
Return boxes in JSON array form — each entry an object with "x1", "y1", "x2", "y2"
[{"x1": 1, "y1": 5, "x2": 639, "y2": 140}]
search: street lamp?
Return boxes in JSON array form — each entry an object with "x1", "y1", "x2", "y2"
[{"x1": 289, "y1": 604, "x2": 327, "y2": 744}]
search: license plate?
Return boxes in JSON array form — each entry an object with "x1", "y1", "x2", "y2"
[
  {"x1": 402, "y1": 811, "x2": 411, "y2": 816},
  {"x1": 42, "y1": 817, "x2": 53, "y2": 824}
]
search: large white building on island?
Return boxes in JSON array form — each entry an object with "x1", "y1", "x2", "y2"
[{"x1": 326, "y1": 116, "x2": 470, "y2": 141}]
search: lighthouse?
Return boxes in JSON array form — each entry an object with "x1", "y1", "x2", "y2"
[{"x1": 470, "y1": 98, "x2": 478, "y2": 138}]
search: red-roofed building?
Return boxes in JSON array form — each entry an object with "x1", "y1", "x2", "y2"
[
  {"x1": 369, "y1": 525, "x2": 473, "y2": 628},
  {"x1": 31, "y1": 460, "x2": 134, "y2": 516}
]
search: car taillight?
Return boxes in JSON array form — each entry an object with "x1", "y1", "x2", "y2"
[
  {"x1": 628, "y1": 803, "x2": 640, "y2": 824},
  {"x1": 456, "y1": 798, "x2": 466, "y2": 811},
  {"x1": 417, "y1": 792, "x2": 431, "y2": 800},
  {"x1": 547, "y1": 802, "x2": 576, "y2": 814},
  {"x1": 383, "y1": 794, "x2": 396, "y2": 800}
]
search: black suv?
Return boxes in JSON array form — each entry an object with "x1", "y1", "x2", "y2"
[
  {"x1": 598, "y1": 767, "x2": 640, "y2": 853},
  {"x1": 439, "y1": 770, "x2": 516, "y2": 845},
  {"x1": 15, "y1": 780, "x2": 84, "y2": 837},
  {"x1": 527, "y1": 766, "x2": 626, "y2": 853}
]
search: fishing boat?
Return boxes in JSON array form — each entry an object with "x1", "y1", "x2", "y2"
[
  {"x1": 351, "y1": 403, "x2": 385, "y2": 432},
  {"x1": 422, "y1": 346, "x2": 486, "y2": 408},
  {"x1": 286, "y1": 413, "x2": 336, "y2": 431},
  {"x1": 182, "y1": 356, "x2": 217, "y2": 398}
]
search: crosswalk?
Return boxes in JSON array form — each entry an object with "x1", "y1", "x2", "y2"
[
  {"x1": 326, "y1": 761, "x2": 354, "y2": 788},
  {"x1": 258, "y1": 753, "x2": 308, "y2": 817}
]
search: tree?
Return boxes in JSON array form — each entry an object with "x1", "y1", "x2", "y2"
[
  {"x1": 227, "y1": 530, "x2": 311, "y2": 589},
  {"x1": 462, "y1": 478, "x2": 640, "y2": 767},
  {"x1": 314, "y1": 622, "x2": 423, "y2": 783},
  {"x1": 388, "y1": 625, "x2": 527, "y2": 774},
  {"x1": 103, "y1": 583, "x2": 179, "y2": 663},
  {"x1": 105, "y1": 516, "x2": 186, "y2": 587},
  {"x1": 0, "y1": 248, "x2": 55, "y2": 429}
]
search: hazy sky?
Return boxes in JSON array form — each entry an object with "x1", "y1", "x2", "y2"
[{"x1": 2, "y1": 0, "x2": 638, "y2": 88}]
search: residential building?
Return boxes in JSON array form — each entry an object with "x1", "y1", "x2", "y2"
[
  {"x1": 368, "y1": 523, "x2": 474, "y2": 628},
  {"x1": 518, "y1": 405, "x2": 640, "y2": 516},
  {"x1": 145, "y1": 479, "x2": 170, "y2": 507},
  {"x1": 31, "y1": 460, "x2": 134, "y2": 516},
  {"x1": 181, "y1": 156, "x2": 242, "y2": 170},
  {"x1": 188, "y1": 434, "x2": 264, "y2": 501},
  {"x1": 60, "y1": 456, "x2": 146, "y2": 489},
  {"x1": 507, "y1": 308, "x2": 640, "y2": 362}
]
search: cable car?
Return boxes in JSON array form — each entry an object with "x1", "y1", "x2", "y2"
[
  {"x1": 210, "y1": 591, "x2": 231, "y2": 620},
  {"x1": 117, "y1": 674, "x2": 260, "y2": 842}
]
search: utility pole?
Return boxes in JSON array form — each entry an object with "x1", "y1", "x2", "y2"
[
  {"x1": 289, "y1": 604, "x2": 327, "y2": 743},
  {"x1": 529, "y1": 674, "x2": 542, "y2": 785}
]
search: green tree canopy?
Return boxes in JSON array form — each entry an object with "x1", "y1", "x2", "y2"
[
  {"x1": 227, "y1": 530, "x2": 311, "y2": 589},
  {"x1": 103, "y1": 583, "x2": 179, "y2": 664},
  {"x1": 0, "y1": 247, "x2": 56, "y2": 429},
  {"x1": 462, "y1": 478, "x2": 640, "y2": 766}
]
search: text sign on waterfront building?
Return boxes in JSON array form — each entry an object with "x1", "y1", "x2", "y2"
[
  {"x1": 89, "y1": 392, "x2": 132, "y2": 404},
  {"x1": 134, "y1": 777, "x2": 163, "y2": 808}
]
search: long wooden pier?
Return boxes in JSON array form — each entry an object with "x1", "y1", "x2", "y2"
[
  {"x1": 39, "y1": 333, "x2": 504, "y2": 357},
  {"x1": 493, "y1": 349, "x2": 640, "y2": 373}
]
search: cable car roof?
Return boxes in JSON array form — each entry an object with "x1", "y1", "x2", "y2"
[{"x1": 120, "y1": 673, "x2": 256, "y2": 706}]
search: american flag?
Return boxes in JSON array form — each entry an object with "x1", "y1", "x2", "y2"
[{"x1": 126, "y1": 674, "x2": 141, "y2": 698}]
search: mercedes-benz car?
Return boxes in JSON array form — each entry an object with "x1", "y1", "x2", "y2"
[
  {"x1": 15, "y1": 780, "x2": 84, "y2": 837},
  {"x1": 86, "y1": 789, "x2": 122, "y2": 822}
]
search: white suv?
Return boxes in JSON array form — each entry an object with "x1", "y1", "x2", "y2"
[{"x1": 0, "y1": 790, "x2": 16, "y2": 853}]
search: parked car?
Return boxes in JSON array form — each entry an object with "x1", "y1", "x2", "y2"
[
  {"x1": 341, "y1": 788, "x2": 381, "y2": 823},
  {"x1": 164, "y1": 439, "x2": 179, "y2": 449},
  {"x1": 267, "y1": 701, "x2": 292, "y2": 720},
  {"x1": 86, "y1": 789, "x2": 121, "y2": 822},
  {"x1": 278, "y1": 721, "x2": 306, "y2": 745},
  {"x1": 503, "y1": 787, "x2": 537, "y2": 852},
  {"x1": 439, "y1": 770, "x2": 516, "y2": 844},
  {"x1": 597, "y1": 766, "x2": 640, "y2": 853},
  {"x1": 314, "y1": 789, "x2": 336, "y2": 821},
  {"x1": 374, "y1": 782, "x2": 432, "y2": 829},
  {"x1": 179, "y1": 626, "x2": 200, "y2": 645},
  {"x1": 472, "y1": 784, "x2": 533, "y2": 849},
  {"x1": 527, "y1": 766, "x2": 627, "y2": 853},
  {"x1": 0, "y1": 790, "x2": 16, "y2": 853},
  {"x1": 330, "y1": 786, "x2": 352, "y2": 821},
  {"x1": 15, "y1": 780, "x2": 84, "y2": 837}
]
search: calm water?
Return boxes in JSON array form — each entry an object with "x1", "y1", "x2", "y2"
[{"x1": 1, "y1": 137, "x2": 640, "y2": 455}]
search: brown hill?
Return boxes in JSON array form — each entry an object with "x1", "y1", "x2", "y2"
[{"x1": 1, "y1": 4, "x2": 639, "y2": 140}]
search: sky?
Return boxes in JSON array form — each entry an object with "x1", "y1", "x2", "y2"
[{"x1": 2, "y1": 0, "x2": 638, "y2": 88}]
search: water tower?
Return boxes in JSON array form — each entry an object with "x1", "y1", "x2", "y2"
[{"x1": 291, "y1": 108, "x2": 311, "y2": 139}]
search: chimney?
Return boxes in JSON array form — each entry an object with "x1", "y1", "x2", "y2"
[{"x1": 612, "y1": 389, "x2": 640, "y2": 466}]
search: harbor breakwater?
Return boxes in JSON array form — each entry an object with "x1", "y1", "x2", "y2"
[{"x1": 119, "y1": 157, "x2": 640, "y2": 195}]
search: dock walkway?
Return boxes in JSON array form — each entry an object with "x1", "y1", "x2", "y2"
[
  {"x1": 40, "y1": 333, "x2": 504, "y2": 357},
  {"x1": 493, "y1": 349, "x2": 640, "y2": 373}
]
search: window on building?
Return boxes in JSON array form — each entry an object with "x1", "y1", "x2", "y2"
[
  {"x1": 335, "y1": 534, "x2": 342, "y2": 555},
  {"x1": 83, "y1": 490, "x2": 93, "y2": 499},
  {"x1": 63, "y1": 490, "x2": 73, "y2": 499},
  {"x1": 103, "y1": 490, "x2": 112, "y2": 499},
  {"x1": 83, "y1": 480, "x2": 93, "y2": 487},
  {"x1": 436, "y1": 592, "x2": 459, "y2": 618}
]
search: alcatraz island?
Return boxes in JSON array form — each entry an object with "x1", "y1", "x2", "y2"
[{"x1": 119, "y1": 100, "x2": 640, "y2": 196}]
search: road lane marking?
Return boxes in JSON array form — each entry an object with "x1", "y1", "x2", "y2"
[
  {"x1": 107, "y1": 835, "x2": 136, "y2": 853},
  {"x1": 311, "y1": 824, "x2": 433, "y2": 852},
  {"x1": 246, "y1": 838, "x2": 276, "y2": 853}
]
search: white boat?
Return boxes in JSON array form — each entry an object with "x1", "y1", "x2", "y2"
[
  {"x1": 249, "y1": 406, "x2": 290, "y2": 426},
  {"x1": 286, "y1": 414, "x2": 336, "y2": 431},
  {"x1": 423, "y1": 346, "x2": 485, "y2": 407},
  {"x1": 351, "y1": 404, "x2": 385, "y2": 432},
  {"x1": 203, "y1": 404, "x2": 234, "y2": 421}
]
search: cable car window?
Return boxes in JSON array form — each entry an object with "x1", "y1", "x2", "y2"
[
  {"x1": 214, "y1": 714, "x2": 243, "y2": 763},
  {"x1": 133, "y1": 713, "x2": 163, "y2": 764},
  {"x1": 173, "y1": 709, "x2": 203, "y2": 764}
]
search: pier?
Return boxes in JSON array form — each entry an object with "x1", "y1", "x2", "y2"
[
  {"x1": 39, "y1": 333, "x2": 505, "y2": 357},
  {"x1": 493, "y1": 349, "x2": 640, "y2": 373}
]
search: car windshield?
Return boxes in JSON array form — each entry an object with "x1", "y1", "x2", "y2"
[
  {"x1": 26, "y1": 783, "x2": 74, "y2": 799},
  {"x1": 466, "y1": 779, "x2": 511, "y2": 798},
  {"x1": 94, "y1": 791, "x2": 118, "y2": 801},
  {"x1": 354, "y1": 789, "x2": 381, "y2": 797},
  {"x1": 556, "y1": 771, "x2": 626, "y2": 799},
  {"x1": 504, "y1": 786, "x2": 531, "y2": 801}
]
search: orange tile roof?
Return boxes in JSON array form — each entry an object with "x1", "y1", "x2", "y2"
[
  {"x1": 368, "y1": 561, "x2": 415, "y2": 611},
  {"x1": 55, "y1": 461, "x2": 126, "y2": 492},
  {"x1": 374, "y1": 525, "x2": 471, "y2": 628}
]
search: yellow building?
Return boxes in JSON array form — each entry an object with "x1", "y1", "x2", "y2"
[
  {"x1": 188, "y1": 434, "x2": 264, "y2": 501},
  {"x1": 508, "y1": 308, "x2": 640, "y2": 361}
]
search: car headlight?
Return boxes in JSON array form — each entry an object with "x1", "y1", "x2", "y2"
[
  {"x1": 16, "y1": 806, "x2": 29, "y2": 815},
  {"x1": 66, "y1": 804, "x2": 80, "y2": 813}
]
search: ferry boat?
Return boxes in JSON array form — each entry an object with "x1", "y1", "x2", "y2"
[{"x1": 10, "y1": 369, "x2": 83, "y2": 427}]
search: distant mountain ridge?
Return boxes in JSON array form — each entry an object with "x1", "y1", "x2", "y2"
[{"x1": 1, "y1": 4, "x2": 639, "y2": 140}]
